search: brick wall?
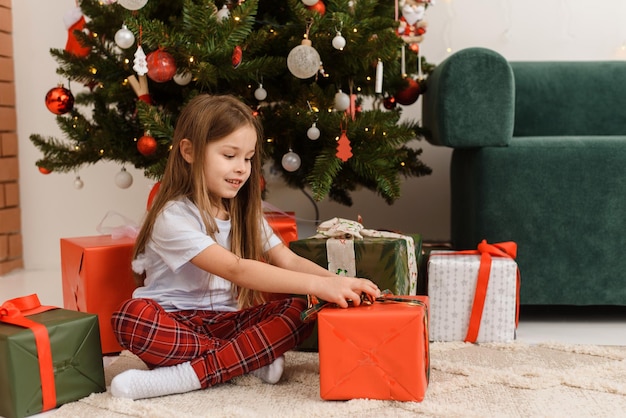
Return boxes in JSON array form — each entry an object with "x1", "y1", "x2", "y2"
[{"x1": 0, "y1": 0, "x2": 22, "y2": 275}]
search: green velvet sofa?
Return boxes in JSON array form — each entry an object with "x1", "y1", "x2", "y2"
[{"x1": 421, "y1": 47, "x2": 626, "y2": 306}]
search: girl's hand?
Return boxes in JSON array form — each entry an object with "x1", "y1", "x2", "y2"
[{"x1": 314, "y1": 276, "x2": 381, "y2": 308}]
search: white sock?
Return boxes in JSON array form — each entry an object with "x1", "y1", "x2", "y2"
[
  {"x1": 251, "y1": 355, "x2": 285, "y2": 384},
  {"x1": 110, "y1": 361, "x2": 201, "y2": 400}
]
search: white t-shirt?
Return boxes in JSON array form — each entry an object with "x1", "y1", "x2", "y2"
[{"x1": 132, "y1": 197, "x2": 282, "y2": 312}]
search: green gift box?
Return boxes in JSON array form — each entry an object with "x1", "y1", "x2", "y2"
[
  {"x1": 289, "y1": 232, "x2": 422, "y2": 351},
  {"x1": 290, "y1": 233, "x2": 422, "y2": 295},
  {"x1": 0, "y1": 303, "x2": 106, "y2": 418}
]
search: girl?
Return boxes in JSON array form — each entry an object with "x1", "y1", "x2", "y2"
[{"x1": 110, "y1": 94, "x2": 380, "y2": 400}]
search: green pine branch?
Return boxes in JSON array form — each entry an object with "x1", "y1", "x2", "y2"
[{"x1": 30, "y1": 0, "x2": 433, "y2": 205}]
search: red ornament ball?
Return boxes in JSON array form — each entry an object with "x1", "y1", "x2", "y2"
[
  {"x1": 45, "y1": 85, "x2": 74, "y2": 115},
  {"x1": 306, "y1": 0, "x2": 326, "y2": 15},
  {"x1": 146, "y1": 50, "x2": 177, "y2": 83},
  {"x1": 38, "y1": 166, "x2": 52, "y2": 175},
  {"x1": 137, "y1": 135, "x2": 157, "y2": 156},
  {"x1": 232, "y1": 45, "x2": 243, "y2": 68},
  {"x1": 383, "y1": 96, "x2": 397, "y2": 110},
  {"x1": 395, "y1": 78, "x2": 423, "y2": 106}
]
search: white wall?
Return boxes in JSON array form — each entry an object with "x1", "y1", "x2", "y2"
[{"x1": 12, "y1": 0, "x2": 626, "y2": 270}]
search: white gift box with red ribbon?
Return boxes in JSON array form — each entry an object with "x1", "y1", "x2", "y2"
[{"x1": 427, "y1": 241, "x2": 520, "y2": 343}]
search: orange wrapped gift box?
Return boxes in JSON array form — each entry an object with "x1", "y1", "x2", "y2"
[
  {"x1": 60, "y1": 235, "x2": 136, "y2": 354},
  {"x1": 264, "y1": 211, "x2": 297, "y2": 244},
  {"x1": 318, "y1": 295, "x2": 429, "y2": 401}
]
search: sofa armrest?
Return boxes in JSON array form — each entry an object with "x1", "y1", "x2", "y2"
[{"x1": 422, "y1": 47, "x2": 515, "y2": 148}]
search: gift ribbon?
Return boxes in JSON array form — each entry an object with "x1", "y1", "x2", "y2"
[
  {"x1": 302, "y1": 289, "x2": 420, "y2": 322},
  {"x1": 313, "y1": 218, "x2": 418, "y2": 294},
  {"x1": 96, "y1": 210, "x2": 140, "y2": 239},
  {"x1": 0, "y1": 294, "x2": 57, "y2": 411},
  {"x1": 441, "y1": 240, "x2": 520, "y2": 343}
]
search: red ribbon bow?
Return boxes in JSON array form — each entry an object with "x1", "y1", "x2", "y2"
[
  {"x1": 448, "y1": 240, "x2": 520, "y2": 343},
  {"x1": 0, "y1": 301, "x2": 20, "y2": 317},
  {"x1": 0, "y1": 294, "x2": 57, "y2": 411}
]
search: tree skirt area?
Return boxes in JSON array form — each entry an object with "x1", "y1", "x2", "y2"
[{"x1": 52, "y1": 342, "x2": 626, "y2": 417}]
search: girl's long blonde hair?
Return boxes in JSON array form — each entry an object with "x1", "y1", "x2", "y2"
[{"x1": 133, "y1": 94, "x2": 268, "y2": 309}]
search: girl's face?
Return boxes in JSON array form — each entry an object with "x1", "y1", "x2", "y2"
[{"x1": 202, "y1": 125, "x2": 257, "y2": 201}]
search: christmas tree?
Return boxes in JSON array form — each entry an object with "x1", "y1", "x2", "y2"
[{"x1": 30, "y1": 0, "x2": 433, "y2": 206}]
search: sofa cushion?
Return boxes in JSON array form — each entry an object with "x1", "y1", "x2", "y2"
[
  {"x1": 450, "y1": 135, "x2": 626, "y2": 305},
  {"x1": 511, "y1": 61, "x2": 626, "y2": 137}
]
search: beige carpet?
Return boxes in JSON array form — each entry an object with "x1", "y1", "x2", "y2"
[{"x1": 52, "y1": 342, "x2": 626, "y2": 418}]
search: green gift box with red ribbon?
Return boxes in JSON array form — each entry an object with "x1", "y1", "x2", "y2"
[{"x1": 0, "y1": 294, "x2": 105, "y2": 418}]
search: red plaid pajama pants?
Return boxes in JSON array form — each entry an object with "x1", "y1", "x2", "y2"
[{"x1": 111, "y1": 297, "x2": 314, "y2": 388}]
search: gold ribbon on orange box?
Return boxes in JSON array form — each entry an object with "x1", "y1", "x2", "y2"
[
  {"x1": 441, "y1": 240, "x2": 520, "y2": 343},
  {"x1": 0, "y1": 294, "x2": 57, "y2": 412}
]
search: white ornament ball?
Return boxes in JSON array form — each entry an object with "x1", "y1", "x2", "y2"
[
  {"x1": 281, "y1": 150, "x2": 301, "y2": 172},
  {"x1": 216, "y1": 5, "x2": 230, "y2": 21},
  {"x1": 254, "y1": 84, "x2": 268, "y2": 101},
  {"x1": 334, "y1": 90, "x2": 351, "y2": 111},
  {"x1": 287, "y1": 40, "x2": 321, "y2": 79},
  {"x1": 332, "y1": 33, "x2": 346, "y2": 50},
  {"x1": 114, "y1": 25, "x2": 135, "y2": 49},
  {"x1": 173, "y1": 71, "x2": 192, "y2": 86},
  {"x1": 74, "y1": 176, "x2": 84, "y2": 190},
  {"x1": 115, "y1": 167, "x2": 133, "y2": 189},
  {"x1": 118, "y1": 0, "x2": 148, "y2": 10},
  {"x1": 302, "y1": 0, "x2": 319, "y2": 5},
  {"x1": 307, "y1": 123, "x2": 320, "y2": 140}
]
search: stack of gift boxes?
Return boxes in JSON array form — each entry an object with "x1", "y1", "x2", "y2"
[
  {"x1": 1, "y1": 213, "x2": 520, "y2": 412},
  {"x1": 289, "y1": 220, "x2": 519, "y2": 401}
]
